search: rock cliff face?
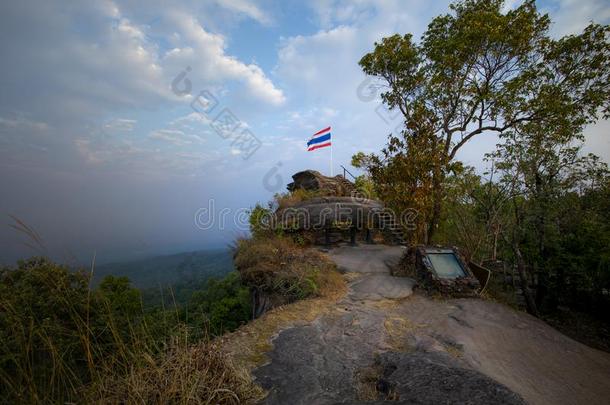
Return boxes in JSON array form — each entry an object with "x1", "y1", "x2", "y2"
[{"x1": 287, "y1": 170, "x2": 355, "y2": 196}]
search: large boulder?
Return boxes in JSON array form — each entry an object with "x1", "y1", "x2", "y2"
[
  {"x1": 287, "y1": 170, "x2": 355, "y2": 197},
  {"x1": 276, "y1": 196, "x2": 384, "y2": 229}
]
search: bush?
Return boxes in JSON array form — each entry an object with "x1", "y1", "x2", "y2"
[
  {"x1": 189, "y1": 272, "x2": 251, "y2": 336},
  {"x1": 234, "y1": 236, "x2": 338, "y2": 302},
  {"x1": 0, "y1": 257, "x2": 261, "y2": 404},
  {"x1": 273, "y1": 189, "x2": 321, "y2": 210},
  {"x1": 249, "y1": 203, "x2": 274, "y2": 239},
  {"x1": 0, "y1": 257, "x2": 98, "y2": 402}
]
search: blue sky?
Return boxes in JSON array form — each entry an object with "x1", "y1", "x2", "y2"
[{"x1": 0, "y1": 0, "x2": 609, "y2": 264}]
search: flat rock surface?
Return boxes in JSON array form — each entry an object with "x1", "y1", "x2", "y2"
[
  {"x1": 327, "y1": 244, "x2": 406, "y2": 274},
  {"x1": 395, "y1": 296, "x2": 610, "y2": 405},
  {"x1": 349, "y1": 274, "x2": 414, "y2": 301},
  {"x1": 346, "y1": 351, "x2": 525, "y2": 405},
  {"x1": 252, "y1": 244, "x2": 610, "y2": 405}
]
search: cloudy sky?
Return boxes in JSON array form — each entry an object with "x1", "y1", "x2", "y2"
[{"x1": 0, "y1": 0, "x2": 608, "y2": 265}]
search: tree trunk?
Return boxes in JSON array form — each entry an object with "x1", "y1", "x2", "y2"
[
  {"x1": 427, "y1": 165, "x2": 444, "y2": 244},
  {"x1": 513, "y1": 241, "x2": 539, "y2": 317},
  {"x1": 492, "y1": 225, "x2": 499, "y2": 261},
  {"x1": 511, "y1": 198, "x2": 539, "y2": 317}
]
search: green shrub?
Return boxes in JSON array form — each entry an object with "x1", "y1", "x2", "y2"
[
  {"x1": 0, "y1": 258, "x2": 97, "y2": 402},
  {"x1": 0, "y1": 257, "x2": 258, "y2": 404},
  {"x1": 249, "y1": 203, "x2": 274, "y2": 239},
  {"x1": 189, "y1": 272, "x2": 251, "y2": 336}
]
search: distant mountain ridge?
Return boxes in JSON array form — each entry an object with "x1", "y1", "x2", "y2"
[{"x1": 93, "y1": 248, "x2": 234, "y2": 289}]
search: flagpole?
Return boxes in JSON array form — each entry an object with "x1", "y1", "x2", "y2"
[{"x1": 330, "y1": 139, "x2": 333, "y2": 176}]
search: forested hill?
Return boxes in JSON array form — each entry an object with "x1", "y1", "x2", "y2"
[{"x1": 92, "y1": 248, "x2": 234, "y2": 290}]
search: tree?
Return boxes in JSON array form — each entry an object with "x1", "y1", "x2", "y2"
[
  {"x1": 98, "y1": 275, "x2": 142, "y2": 317},
  {"x1": 492, "y1": 125, "x2": 609, "y2": 315},
  {"x1": 0, "y1": 258, "x2": 148, "y2": 401},
  {"x1": 435, "y1": 165, "x2": 512, "y2": 262},
  {"x1": 189, "y1": 272, "x2": 251, "y2": 336},
  {"x1": 358, "y1": 0, "x2": 609, "y2": 243},
  {"x1": 249, "y1": 203, "x2": 274, "y2": 239}
]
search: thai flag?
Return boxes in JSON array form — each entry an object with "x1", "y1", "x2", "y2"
[{"x1": 307, "y1": 126, "x2": 331, "y2": 151}]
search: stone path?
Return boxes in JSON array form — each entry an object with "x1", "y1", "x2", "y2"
[
  {"x1": 328, "y1": 244, "x2": 405, "y2": 274},
  {"x1": 329, "y1": 244, "x2": 414, "y2": 301}
]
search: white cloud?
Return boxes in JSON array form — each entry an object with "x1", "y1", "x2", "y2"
[
  {"x1": 74, "y1": 137, "x2": 145, "y2": 165},
  {"x1": 170, "y1": 112, "x2": 212, "y2": 128},
  {"x1": 272, "y1": 2, "x2": 440, "y2": 171},
  {"x1": 274, "y1": 0, "x2": 610, "y2": 174},
  {"x1": 543, "y1": 0, "x2": 610, "y2": 37},
  {"x1": 162, "y1": 10, "x2": 285, "y2": 106},
  {"x1": 582, "y1": 119, "x2": 610, "y2": 164},
  {"x1": 215, "y1": 0, "x2": 272, "y2": 25},
  {"x1": 0, "y1": 1, "x2": 283, "y2": 129},
  {"x1": 277, "y1": 25, "x2": 358, "y2": 89},
  {"x1": 149, "y1": 129, "x2": 204, "y2": 146},
  {"x1": 0, "y1": 115, "x2": 49, "y2": 132},
  {"x1": 104, "y1": 118, "x2": 137, "y2": 132}
]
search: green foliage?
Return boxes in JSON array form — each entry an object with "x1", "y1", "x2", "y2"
[
  {"x1": 189, "y1": 272, "x2": 251, "y2": 336},
  {"x1": 98, "y1": 275, "x2": 142, "y2": 316},
  {"x1": 554, "y1": 185, "x2": 610, "y2": 309},
  {"x1": 0, "y1": 258, "x2": 92, "y2": 402},
  {"x1": 353, "y1": 175, "x2": 378, "y2": 200},
  {"x1": 434, "y1": 165, "x2": 514, "y2": 263},
  {"x1": 488, "y1": 101, "x2": 610, "y2": 313},
  {"x1": 358, "y1": 0, "x2": 609, "y2": 242},
  {"x1": 0, "y1": 258, "x2": 158, "y2": 403},
  {"x1": 249, "y1": 202, "x2": 274, "y2": 239},
  {"x1": 0, "y1": 257, "x2": 257, "y2": 403}
]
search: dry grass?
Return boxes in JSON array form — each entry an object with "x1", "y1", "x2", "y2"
[
  {"x1": 355, "y1": 363, "x2": 384, "y2": 401},
  {"x1": 87, "y1": 334, "x2": 264, "y2": 404},
  {"x1": 355, "y1": 362, "x2": 400, "y2": 401},
  {"x1": 90, "y1": 237, "x2": 347, "y2": 403},
  {"x1": 0, "y1": 258, "x2": 266, "y2": 404},
  {"x1": 383, "y1": 316, "x2": 417, "y2": 352},
  {"x1": 221, "y1": 248, "x2": 346, "y2": 372},
  {"x1": 235, "y1": 237, "x2": 341, "y2": 301},
  {"x1": 274, "y1": 189, "x2": 321, "y2": 209},
  {"x1": 444, "y1": 344, "x2": 464, "y2": 358},
  {"x1": 371, "y1": 297, "x2": 407, "y2": 311}
]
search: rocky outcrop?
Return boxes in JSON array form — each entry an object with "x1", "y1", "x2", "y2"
[
  {"x1": 355, "y1": 351, "x2": 526, "y2": 405},
  {"x1": 287, "y1": 170, "x2": 355, "y2": 196},
  {"x1": 252, "y1": 245, "x2": 525, "y2": 405},
  {"x1": 274, "y1": 195, "x2": 406, "y2": 245},
  {"x1": 277, "y1": 170, "x2": 406, "y2": 245},
  {"x1": 276, "y1": 196, "x2": 384, "y2": 229}
]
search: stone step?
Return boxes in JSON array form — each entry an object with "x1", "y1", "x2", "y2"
[{"x1": 372, "y1": 210, "x2": 406, "y2": 245}]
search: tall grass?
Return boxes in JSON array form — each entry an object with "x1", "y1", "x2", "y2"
[
  {"x1": 234, "y1": 236, "x2": 339, "y2": 301},
  {"x1": 0, "y1": 257, "x2": 262, "y2": 404}
]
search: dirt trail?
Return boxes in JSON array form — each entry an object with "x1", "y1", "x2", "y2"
[{"x1": 252, "y1": 244, "x2": 610, "y2": 405}]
